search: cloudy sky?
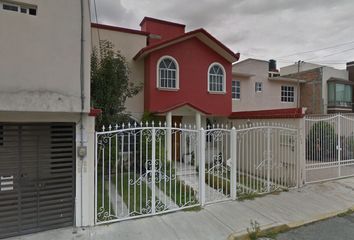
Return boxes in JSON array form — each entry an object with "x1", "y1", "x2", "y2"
[{"x1": 91, "y1": 0, "x2": 354, "y2": 69}]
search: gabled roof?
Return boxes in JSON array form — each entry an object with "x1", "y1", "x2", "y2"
[
  {"x1": 133, "y1": 28, "x2": 240, "y2": 63},
  {"x1": 154, "y1": 102, "x2": 211, "y2": 115}
]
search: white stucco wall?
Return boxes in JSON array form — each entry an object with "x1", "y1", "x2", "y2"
[
  {"x1": 0, "y1": 0, "x2": 91, "y2": 113},
  {"x1": 91, "y1": 27, "x2": 146, "y2": 121},
  {"x1": 232, "y1": 59, "x2": 298, "y2": 112}
]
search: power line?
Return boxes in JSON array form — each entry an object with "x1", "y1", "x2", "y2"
[
  {"x1": 276, "y1": 40, "x2": 354, "y2": 58},
  {"x1": 304, "y1": 46, "x2": 354, "y2": 61}
]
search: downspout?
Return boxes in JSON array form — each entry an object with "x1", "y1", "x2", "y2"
[{"x1": 79, "y1": 0, "x2": 85, "y2": 228}]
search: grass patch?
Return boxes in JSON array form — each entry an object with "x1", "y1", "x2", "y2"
[
  {"x1": 114, "y1": 172, "x2": 157, "y2": 215},
  {"x1": 337, "y1": 208, "x2": 354, "y2": 217},
  {"x1": 158, "y1": 176, "x2": 198, "y2": 207},
  {"x1": 205, "y1": 172, "x2": 231, "y2": 195}
]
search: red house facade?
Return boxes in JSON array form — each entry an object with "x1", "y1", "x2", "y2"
[{"x1": 92, "y1": 17, "x2": 240, "y2": 127}]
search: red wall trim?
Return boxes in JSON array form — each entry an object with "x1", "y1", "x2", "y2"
[
  {"x1": 89, "y1": 108, "x2": 102, "y2": 117},
  {"x1": 229, "y1": 108, "x2": 304, "y2": 119},
  {"x1": 91, "y1": 23, "x2": 149, "y2": 36},
  {"x1": 140, "y1": 17, "x2": 186, "y2": 28}
]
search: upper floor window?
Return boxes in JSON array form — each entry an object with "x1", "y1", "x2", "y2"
[
  {"x1": 255, "y1": 82, "x2": 262, "y2": 92},
  {"x1": 208, "y1": 63, "x2": 225, "y2": 93},
  {"x1": 328, "y1": 82, "x2": 352, "y2": 108},
  {"x1": 232, "y1": 80, "x2": 240, "y2": 99},
  {"x1": 1, "y1": 1, "x2": 37, "y2": 16},
  {"x1": 281, "y1": 86, "x2": 295, "y2": 102},
  {"x1": 157, "y1": 56, "x2": 179, "y2": 90}
]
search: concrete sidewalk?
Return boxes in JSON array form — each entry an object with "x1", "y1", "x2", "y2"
[{"x1": 8, "y1": 178, "x2": 354, "y2": 240}]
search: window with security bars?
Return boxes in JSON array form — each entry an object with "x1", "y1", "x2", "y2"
[
  {"x1": 232, "y1": 80, "x2": 240, "y2": 99},
  {"x1": 281, "y1": 85, "x2": 295, "y2": 102},
  {"x1": 158, "y1": 57, "x2": 178, "y2": 89},
  {"x1": 208, "y1": 64, "x2": 225, "y2": 92}
]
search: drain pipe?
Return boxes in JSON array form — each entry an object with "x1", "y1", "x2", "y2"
[{"x1": 79, "y1": 0, "x2": 86, "y2": 228}]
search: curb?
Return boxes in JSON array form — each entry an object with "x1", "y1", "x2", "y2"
[{"x1": 228, "y1": 206, "x2": 354, "y2": 240}]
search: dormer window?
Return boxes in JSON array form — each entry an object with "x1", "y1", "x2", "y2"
[
  {"x1": 208, "y1": 63, "x2": 225, "y2": 93},
  {"x1": 157, "y1": 56, "x2": 179, "y2": 90}
]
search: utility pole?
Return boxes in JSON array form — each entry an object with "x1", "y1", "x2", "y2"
[{"x1": 297, "y1": 60, "x2": 302, "y2": 109}]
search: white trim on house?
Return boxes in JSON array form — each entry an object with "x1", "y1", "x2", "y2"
[
  {"x1": 156, "y1": 55, "x2": 180, "y2": 91},
  {"x1": 208, "y1": 62, "x2": 226, "y2": 94}
]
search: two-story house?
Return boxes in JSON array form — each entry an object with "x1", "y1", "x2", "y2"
[
  {"x1": 92, "y1": 17, "x2": 240, "y2": 129},
  {"x1": 281, "y1": 61, "x2": 353, "y2": 114},
  {"x1": 0, "y1": 0, "x2": 94, "y2": 238},
  {"x1": 229, "y1": 58, "x2": 304, "y2": 119}
]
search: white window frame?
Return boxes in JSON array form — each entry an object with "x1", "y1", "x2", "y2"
[
  {"x1": 208, "y1": 62, "x2": 226, "y2": 94},
  {"x1": 255, "y1": 82, "x2": 262, "y2": 92},
  {"x1": 281, "y1": 85, "x2": 295, "y2": 103},
  {"x1": 232, "y1": 80, "x2": 240, "y2": 100},
  {"x1": 156, "y1": 56, "x2": 179, "y2": 90}
]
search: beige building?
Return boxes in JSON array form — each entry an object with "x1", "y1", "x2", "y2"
[
  {"x1": 0, "y1": 0, "x2": 95, "y2": 237},
  {"x1": 232, "y1": 59, "x2": 302, "y2": 113},
  {"x1": 281, "y1": 62, "x2": 351, "y2": 114}
]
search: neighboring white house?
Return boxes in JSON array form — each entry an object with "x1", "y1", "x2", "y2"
[
  {"x1": 0, "y1": 0, "x2": 94, "y2": 238},
  {"x1": 231, "y1": 58, "x2": 302, "y2": 113},
  {"x1": 280, "y1": 62, "x2": 351, "y2": 114}
]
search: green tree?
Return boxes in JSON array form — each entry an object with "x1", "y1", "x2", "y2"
[{"x1": 91, "y1": 40, "x2": 142, "y2": 129}]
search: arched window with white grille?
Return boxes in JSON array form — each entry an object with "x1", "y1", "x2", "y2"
[
  {"x1": 157, "y1": 56, "x2": 179, "y2": 89},
  {"x1": 208, "y1": 63, "x2": 225, "y2": 93}
]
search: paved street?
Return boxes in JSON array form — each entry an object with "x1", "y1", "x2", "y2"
[{"x1": 276, "y1": 213, "x2": 354, "y2": 240}]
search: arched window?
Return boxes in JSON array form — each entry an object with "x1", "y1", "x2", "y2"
[
  {"x1": 157, "y1": 56, "x2": 179, "y2": 89},
  {"x1": 208, "y1": 63, "x2": 225, "y2": 92}
]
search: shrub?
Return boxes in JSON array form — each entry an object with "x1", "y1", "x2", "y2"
[{"x1": 306, "y1": 121, "x2": 337, "y2": 161}]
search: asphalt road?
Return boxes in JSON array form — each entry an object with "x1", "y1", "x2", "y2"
[{"x1": 276, "y1": 213, "x2": 354, "y2": 240}]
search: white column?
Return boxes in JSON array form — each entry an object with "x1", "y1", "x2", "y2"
[
  {"x1": 166, "y1": 111, "x2": 172, "y2": 162},
  {"x1": 195, "y1": 112, "x2": 201, "y2": 130}
]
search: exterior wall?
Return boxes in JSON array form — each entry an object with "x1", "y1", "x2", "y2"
[
  {"x1": 284, "y1": 68, "x2": 323, "y2": 114},
  {"x1": 0, "y1": 112, "x2": 96, "y2": 226},
  {"x1": 283, "y1": 66, "x2": 350, "y2": 114},
  {"x1": 232, "y1": 59, "x2": 298, "y2": 112},
  {"x1": 0, "y1": 0, "x2": 91, "y2": 113},
  {"x1": 145, "y1": 37, "x2": 232, "y2": 117},
  {"x1": 140, "y1": 18, "x2": 185, "y2": 46},
  {"x1": 280, "y1": 62, "x2": 322, "y2": 76},
  {"x1": 322, "y1": 66, "x2": 349, "y2": 113},
  {"x1": 91, "y1": 27, "x2": 147, "y2": 120}
]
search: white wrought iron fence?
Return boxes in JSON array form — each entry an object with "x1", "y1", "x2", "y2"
[
  {"x1": 305, "y1": 114, "x2": 354, "y2": 183},
  {"x1": 95, "y1": 122, "x2": 300, "y2": 224}
]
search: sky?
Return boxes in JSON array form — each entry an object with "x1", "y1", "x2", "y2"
[{"x1": 91, "y1": 0, "x2": 354, "y2": 69}]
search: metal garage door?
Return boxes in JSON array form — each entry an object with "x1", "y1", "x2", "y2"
[{"x1": 0, "y1": 123, "x2": 75, "y2": 239}]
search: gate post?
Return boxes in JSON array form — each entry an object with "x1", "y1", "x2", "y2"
[
  {"x1": 267, "y1": 128, "x2": 271, "y2": 192},
  {"x1": 230, "y1": 127, "x2": 237, "y2": 200},
  {"x1": 151, "y1": 123, "x2": 156, "y2": 214},
  {"x1": 199, "y1": 128, "x2": 206, "y2": 206}
]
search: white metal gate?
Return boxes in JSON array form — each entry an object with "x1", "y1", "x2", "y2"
[
  {"x1": 95, "y1": 123, "x2": 299, "y2": 224},
  {"x1": 305, "y1": 114, "x2": 354, "y2": 183}
]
